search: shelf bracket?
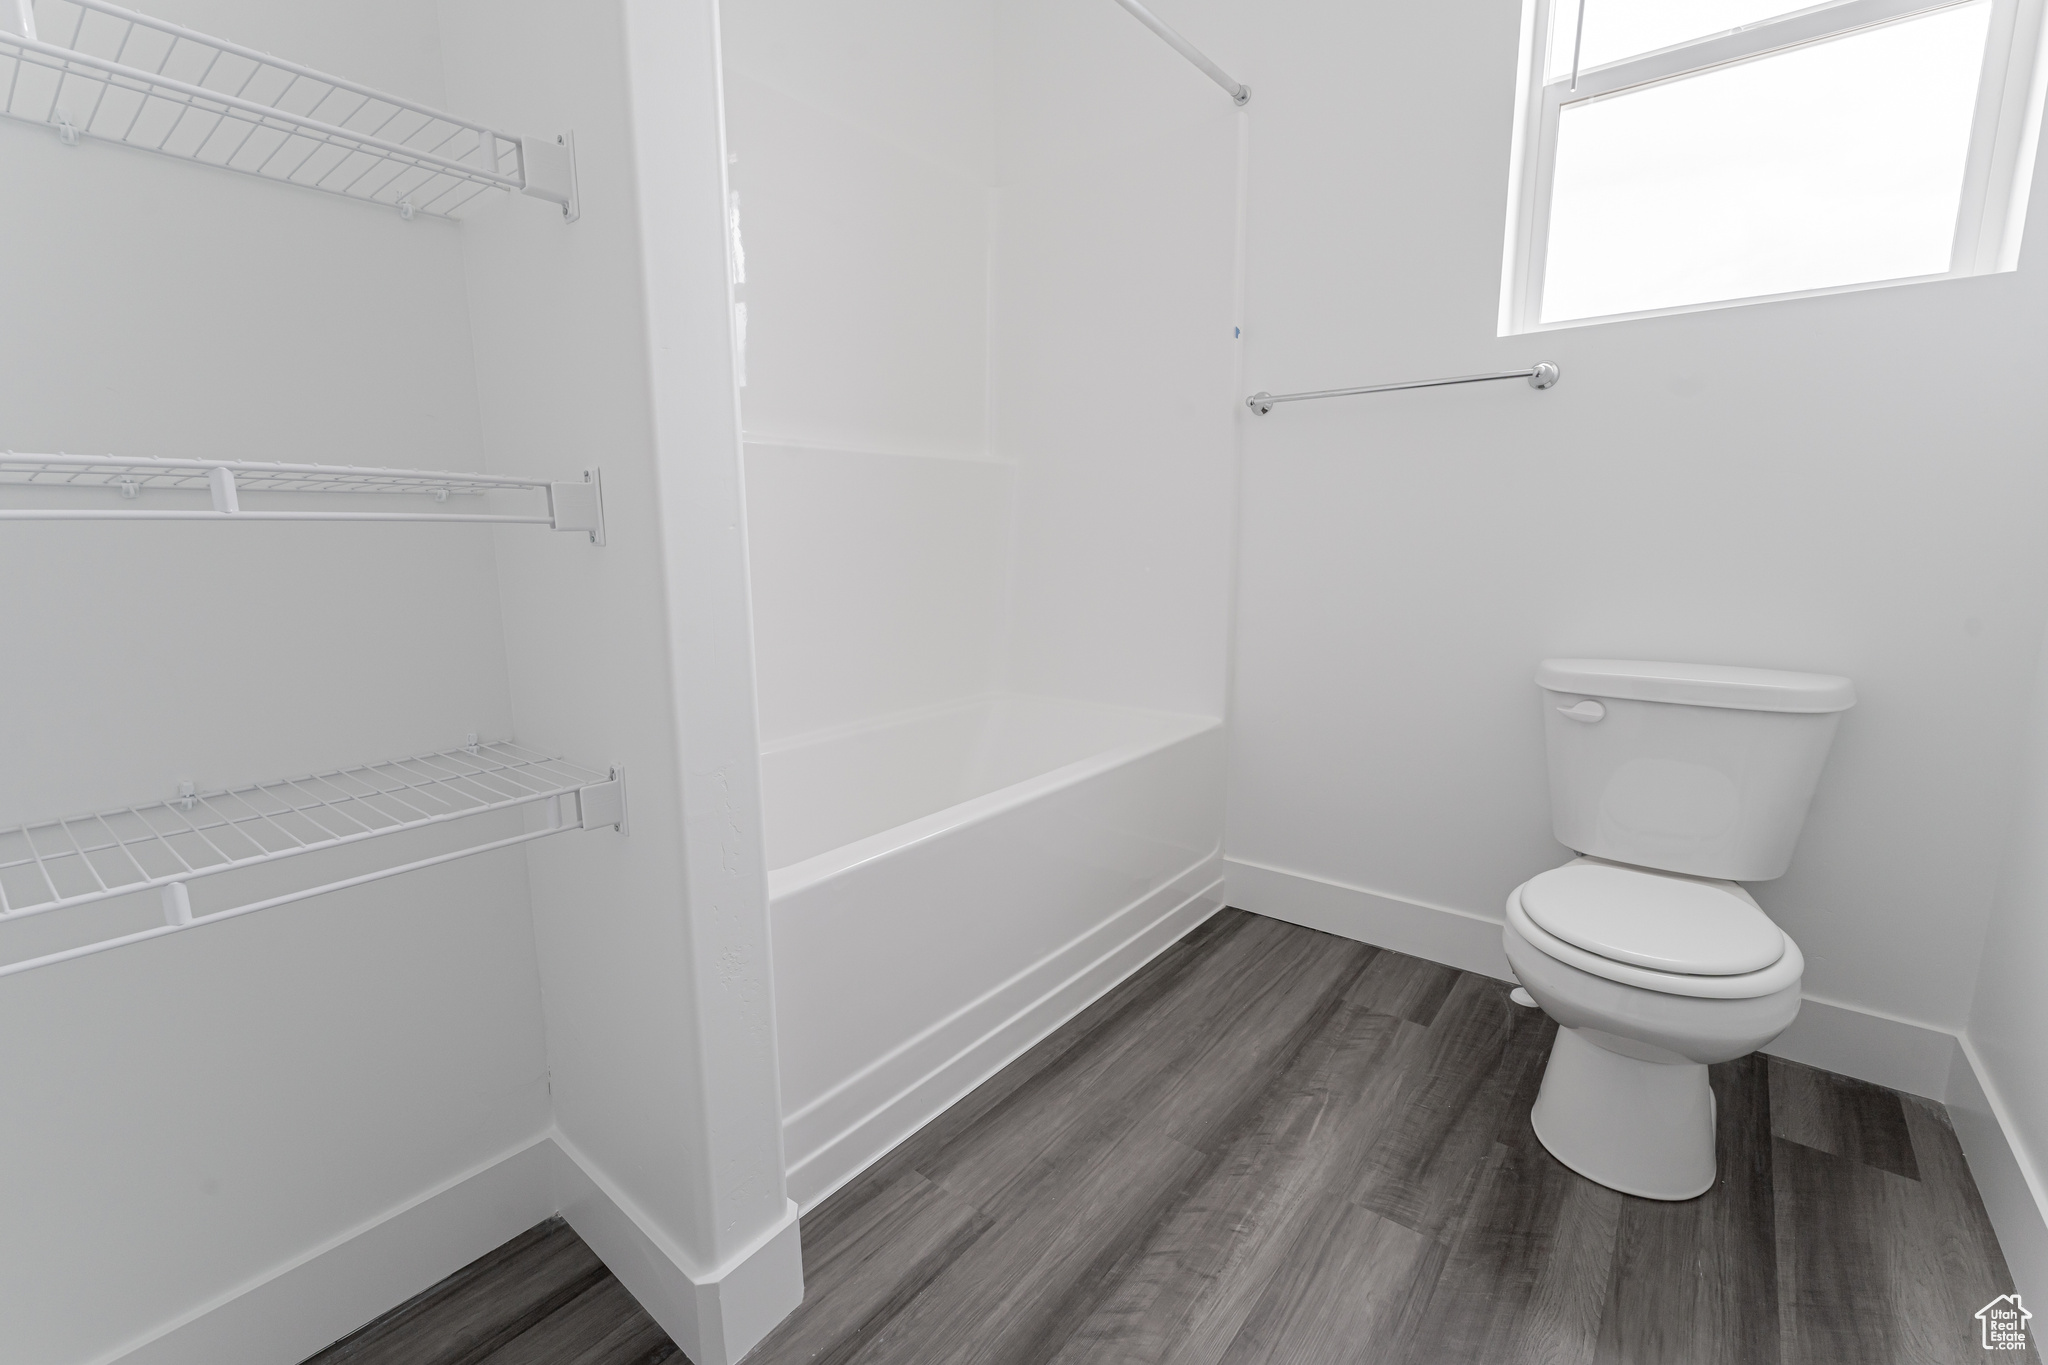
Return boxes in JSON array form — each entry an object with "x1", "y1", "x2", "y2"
[
  {"x1": 549, "y1": 467, "x2": 605, "y2": 544},
  {"x1": 208, "y1": 466, "x2": 239, "y2": 514},
  {"x1": 519, "y1": 131, "x2": 580, "y2": 223},
  {"x1": 577, "y1": 765, "x2": 628, "y2": 834}
]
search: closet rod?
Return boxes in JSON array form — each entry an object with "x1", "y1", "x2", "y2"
[
  {"x1": 1246, "y1": 362, "x2": 1560, "y2": 415},
  {"x1": 1108, "y1": 0, "x2": 1249, "y2": 104}
]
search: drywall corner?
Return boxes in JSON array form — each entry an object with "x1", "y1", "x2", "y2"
[
  {"x1": 1950, "y1": 1034, "x2": 2048, "y2": 1307},
  {"x1": 548, "y1": 1134, "x2": 802, "y2": 1365}
]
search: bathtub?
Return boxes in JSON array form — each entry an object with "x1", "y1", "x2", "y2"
[{"x1": 763, "y1": 693, "x2": 1226, "y2": 1208}]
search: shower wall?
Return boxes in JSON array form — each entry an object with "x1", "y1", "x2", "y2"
[
  {"x1": 719, "y1": 8, "x2": 992, "y2": 459},
  {"x1": 726, "y1": 0, "x2": 1242, "y2": 737},
  {"x1": 989, "y1": 0, "x2": 1242, "y2": 717},
  {"x1": 722, "y1": 0, "x2": 1004, "y2": 743},
  {"x1": 745, "y1": 446, "x2": 1012, "y2": 740}
]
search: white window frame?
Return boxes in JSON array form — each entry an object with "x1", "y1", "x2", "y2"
[{"x1": 1500, "y1": 0, "x2": 2048, "y2": 332}]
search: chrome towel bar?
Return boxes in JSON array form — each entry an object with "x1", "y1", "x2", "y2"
[{"x1": 1247, "y1": 362, "x2": 1560, "y2": 415}]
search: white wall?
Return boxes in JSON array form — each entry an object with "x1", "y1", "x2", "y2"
[
  {"x1": 0, "y1": 3, "x2": 552, "y2": 1360},
  {"x1": 1968, "y1": 625, "x2": 2048, "y2": 1301},
  {"x1": 1226, "y1": 0, "x2": 2048, "y2": 1035}
]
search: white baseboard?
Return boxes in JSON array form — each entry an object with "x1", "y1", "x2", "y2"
[
  {"x1": 1948, "y1": 1035, "x2": 2048, "y2": 1309},
  {"x1": 102, "y1": 1135, "x2": 560, "y2": 1365},
  {"x1": 1760, "y1": 993, "x2": 1957, "y2": 1100},
  {"x1": 1227, "y1": 856, "x2": 1965, "y2": 1096},
  {"x1": 784, "y1": 854, "x2": 1227, "y2": 1211},
  {"x1": 548, "y1": 1135, "x2": 803, "y2": 1365},
  {"x1": 104, "y1": 1132, "x2": 804, "y2": 1365},
  {"x1": 1227, "y1": 854, "x2": 2048, "y2": 1306},
  {"x1": 1225, "y1": 857, "x2": 1514, "y2": 981}
]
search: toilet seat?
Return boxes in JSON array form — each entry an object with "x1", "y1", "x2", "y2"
[
  {"x1": 1507, "y1": 863, "x2": 1803, "y2": 1000},
  {"x1": 1522, "y1": 861, "x2": 1784, "y2": 975}
]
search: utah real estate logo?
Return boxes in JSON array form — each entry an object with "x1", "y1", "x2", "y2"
[{"x1": 1978, "y1": 1294, "x2": 2031, "y2": 1351}]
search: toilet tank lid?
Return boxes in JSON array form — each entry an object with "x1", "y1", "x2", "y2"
[{"x1": 1535, "y1": 659, "x2": 1855, "y2": 713}]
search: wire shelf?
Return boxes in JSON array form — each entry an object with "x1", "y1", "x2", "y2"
[
  {"x1": 0, "y1": 0, "x2": 574, "y2": 220},
  {"x1": 0, "y1": 453, "x2": 607, "y2": 536},
  {"x1": 0, "y1": 452, "x2": 538, "y2": 496},
  {"x1": 0, "y1": 741, "x2": 626, "y2": 977}
]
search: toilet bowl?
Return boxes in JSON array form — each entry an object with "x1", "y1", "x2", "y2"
[{"x1": 1504, "y1": 857, "x2": 1803, "y2": 1200}]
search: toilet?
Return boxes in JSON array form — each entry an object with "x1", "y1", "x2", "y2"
[{"x1": 1506, "y1": 658, "x2": 1855, "y2": 1200}]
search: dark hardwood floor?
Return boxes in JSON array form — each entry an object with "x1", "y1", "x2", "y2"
[
  {"x1": 309, "y1": 909, "x2": 2033, "y2": 1365},
  {"x1": 301, "y1": 1218, "x2": 677, "y2": 1365}
]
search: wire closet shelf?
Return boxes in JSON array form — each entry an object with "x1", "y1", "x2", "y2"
[
  {"x1": 0, "y1": 742, "x2": 626, "y2": 979},
  {"x1": 0, "y1": 0, "x2": 576, "y2": 219},
  {"x1": 0, "y1": 453, "x2": 606, "y2": 536}
]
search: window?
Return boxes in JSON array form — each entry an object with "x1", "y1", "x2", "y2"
[{"x1": 1502, "y1": 0, "x2": 2045, "y2": 329}]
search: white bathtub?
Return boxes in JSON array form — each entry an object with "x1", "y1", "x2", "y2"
[{"x1": 763, "y1": 693, "x2": 1226, "y2": 1208}]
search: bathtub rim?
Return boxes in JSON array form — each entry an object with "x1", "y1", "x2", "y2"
[{"x1": 764, "y1": 709, "x2": 1224, "y2": 901}]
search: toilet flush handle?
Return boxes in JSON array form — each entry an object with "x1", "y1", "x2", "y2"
[{"x1": 1557, "y1": 699, "x2": 1607, "y2": 723}]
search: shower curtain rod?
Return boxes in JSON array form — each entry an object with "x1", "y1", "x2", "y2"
[
  {"x1": 1109, "y1": 0, "x2": 1249, "y2": 104},
  {"x1": 1246, "y1": 363, "x2": 1561, "y2": 414}
]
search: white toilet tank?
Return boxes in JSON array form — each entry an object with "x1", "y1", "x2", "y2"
[{"x1": 1537, "y1": 659, "x2": 1855, "y2": 881}]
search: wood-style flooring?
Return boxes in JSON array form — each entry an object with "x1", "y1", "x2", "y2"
[
  {"x1": 310, "y1": 909, "x2": 2034, "y2": 1365},
  {"x1": 301, "y1": 1218, "x2": 677, "y2": 1365}
]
